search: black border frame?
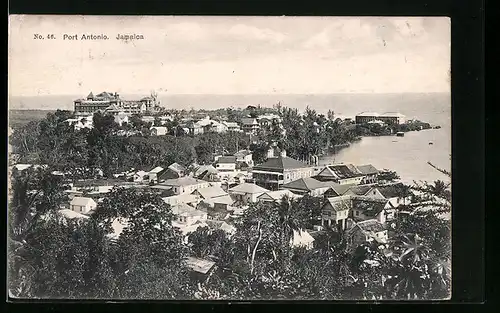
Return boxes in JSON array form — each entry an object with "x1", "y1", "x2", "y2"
[{"x1": 4, "y1": 0, "x2": 486, "y2": 311}]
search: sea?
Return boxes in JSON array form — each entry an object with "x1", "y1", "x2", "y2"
[{"x1": 9, "y1": 93, "x2": 451, "y2": 184}]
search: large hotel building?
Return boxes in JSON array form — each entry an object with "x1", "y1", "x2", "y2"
[{"x1": 74, "y1": 91, "x2": 160, "y2": 116}]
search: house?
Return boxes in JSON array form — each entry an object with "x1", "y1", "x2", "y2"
[
  {"x1": 65, "y1": 116, "x2": 94, "y2": 131},
  {"x1": 214, "y1": 156, "x2": 237, "y2": 172},
  {"x1": 234, "y1": 149, "x2": 254, "y2": 168},
  {"x1": 133, "y1": 170, "x2": 149, "y2": 182},
  {"x1": 356, "y1": 164, "x2": 379, "y2": 184},
  {"x1": 158, "y1": 163, "x2": 187, "y2": 181},
  {"x1": 162, "y1": 194, "x2": 200, "y2": 206},
  {"x1": 205, "y1": 220, "x2": 237, "y2": 237},
  {"x1": 290, "y1": 229, "x2": 315, "y2": 250},
  {"x1": 344, "y1": 184, "x2": 374, "y2": 197},
  {"x1": 323, "y1": 183, "x2": 356, "y2": 198},
  {"x1": 192, "y1": 185, "x2": 228, "y2": 202},
  {"x1": 351, "y1": 197, "x2": 396, "y2": 224},
  {"x1": 70, "y1": 197, "x2": 97, "y2": 214},
  {"x1": 346, "y1": 219, "x2": 388, "y2": 248},
  {"x1": 157, "y1": 177, "x2": 211, "y2": 195},
  {"x1": 148, "y1": 166, "x2": 165, "y2": 183},
  {"x1": 240, "y1": 117, "x2": 260, "y2": 134},
  {"x1": 193, "y1": 164, "x2": 219, "y2": 181},
  {"x1": 158, "y1": 115, "x2": 173, "y2": 125},
  {"x1": 252, "y1": 155, "x2": 314, "y2": 190},
  {"x1": 314, "y1": 163, "x2": 365, "y2": 185},
  {"x1": 187, "y1": 121, "x2": 204, "y2": 135},
  {"x1": 141, "y1": 116, "x2": 155, "y2": 124},
  {"x1": 58, "y1": 209, "x2": 90, "y2": 220},
  {"x1": 257, "y1": 189, "x2": 302, "y2": 203},
  {"x1": 281, "y1": 177, "x2": 337, "y2": 196},
  {"x1": 201, "y1": 194, "x2": 237, "y2": 220},
  {"x1": 114, "y1": 112, "x2": 130, "y2": 126},
  {"x1": 355, "y1": 112, "x2": 406, "y2": 125},
  {"x1": 228, "y1": 183, "x2": 269, "y2": 205},
  {"x1": 369, "y1": 183, "x2": 411, "y2": 207},
  {"x1": 185, "y1": 257, "x2": 218, "y2": 282},
  {"x1": 171, "y1": 203, "x2": 208, "y2": 225},
  {"x1": 222, "y1": 121, "x2": 241, "y2": 132},
  {"x1": 321, "y1": 195, "x2": 352, "y2": 230},
  {"x1": 150, "y1": 126, "x2": 168, "y2": 136}
]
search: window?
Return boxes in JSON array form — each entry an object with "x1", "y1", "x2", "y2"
[{"x1": 355, "y1": 211, "x2": 359, "y2": 216}]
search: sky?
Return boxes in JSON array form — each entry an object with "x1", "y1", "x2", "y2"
[{"x1": 8, "y1": 15, "x2": 450, "y2": 97}]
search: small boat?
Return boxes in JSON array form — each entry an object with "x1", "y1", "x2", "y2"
[
  {"x1": 396, "y1": 132, "x2": 405, "y2": 137},
  {"x1": 429, "y1": 142, "x2": 434, "y2": 145}
]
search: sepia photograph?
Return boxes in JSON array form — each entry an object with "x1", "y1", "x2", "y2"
[{"x1": 8, "y1": 15, "x2": 451, "y2": 300}]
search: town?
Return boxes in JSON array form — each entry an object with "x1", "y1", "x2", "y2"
[{"x1": 8, "y1": 91, "x2": 451, "y2": 300}]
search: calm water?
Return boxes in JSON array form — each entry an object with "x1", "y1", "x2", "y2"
[{"x1": 10, "y1": 92, "x2": 451, "y2": 183}]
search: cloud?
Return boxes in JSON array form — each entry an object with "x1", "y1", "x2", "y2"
[{"x1": 227, "y1": 24, "x2": 287, "y2": 44}]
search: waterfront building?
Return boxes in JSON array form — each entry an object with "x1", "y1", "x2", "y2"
[
  {"x1": 355, "y1": 112, "x2": 406, "y2": 125},
  {"x1": 252, "y1": 155, "x2": 314, "y2": 190},
  {"x1": 314, "y1": 163, "x2": 365, "y2": 185}
]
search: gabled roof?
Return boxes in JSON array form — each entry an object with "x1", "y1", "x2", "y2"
[
  {"x1": 194, "y1": 186, "x2": 228, "y2": 200},
  {"x1": 171, "y1": 203, "x2": 205, "y2": 217},
  {"x1": 323, "y1": 196, "x2": 352, "y2": 212},
  {"x1": 347, "y1": 185, "x2": 373, "y2": 196},
  {"x1": 356, "y1": 164, "x2": 379, "y2": 175},
  {"x1": 194, "y1": 165, "x2": 219, "y2": 178},
  {"x1": 228, "y1": 183, "x2": 269, "y2": 194},
  {"x1": 161, "y1": 177, "x2": 208, "y2": 187},
  {"x1": 168, "y1": 162, "x2": 186, "y2": 173},
  {"x1": 351, "y1": 219, "x2": 386, "y2": 233},
  {"x1": 240, "y1": 118, "x2": 258, "y2": 125},
  {"x1": 216, "y1": 156, "x2": 237, "y2": 164},
  {"x1": 324, "y1": 183, "x2": 356, "y2": 196},
  {"x1": 58, "y1": 209, "x2": 90, "y2": 220},
  {"x1": 376, "y1": 183, "x2": 404, "y2": 199},
  {"x1": 257, "y1": 189, "x2": 300, "y2": 201},
  {"x1": 70, "y1": 197, "x2": 96, "y2": 207},
  {"x1": 87, "y1": 91, "x2": 94, "y2": 99},
  {"x1": 253, "y1": 156, "x2": 309, "y2": 172},
  {"x1": 282, "y1": 177, "x2": 326, "y2": 192},
  {"x1": 352, "y1": 197, "x2": 390, "y2": 217}
]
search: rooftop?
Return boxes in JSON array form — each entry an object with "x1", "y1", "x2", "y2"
[
  {"x1": 228, "y1": 183, "x2": 269, "y2": 195},
  {"x1": 353, "y1": 219, "x2": 386, "y2": 233},
  {"x1": 282, "y1": 177, "x2": 326, "y2": 192},
  {"x1": 216, "y1": 156, "x2": 237, "y2": 164},
  {"x1": 171, "y1": 203, "x2": 206, "y2": 217},
  {"x1": 347, "y1": 185, "x2": 373, "y2": 196},
  {"x1": 323, "y1": 196, "x2": 352, "y2": 212},
  {"x1": 185, "y1": 257, "x2": 216, "y2": 274},
  {"x1": 161, "y1": 177, "x2": 208, "y2": 187},
  {"x1": 70, "y1": 197, "x2": 96, "y2": 207},
  {"x1": 168, "y1": 162, "x2": 187, "y2": 173},
  {"x1": 253, "y1": 156, "x2": 309, "y2": 172},
  {"x1": 194, "y1": 185, "x2": 228, "y2": 200},
  {"x1": 356, "y1": 164, "x2": 379, "y2": 175}
]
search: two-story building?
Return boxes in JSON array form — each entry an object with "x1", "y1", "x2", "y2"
[
  {"x1": 320, "y1": 195, "x2": 352, "y2": 230},
  {"x1": 214, "y1": 156, "x2": 237, "y2": 172},
  {"x1": 240, "y1": 117, "x2": 260, "y2": 134},
  {"x1": 234, "y1": 149, "x2": 254, "y2": 168},
  {"x1": 252, "y1": 155, "x2": 314, "y2": 191},
  {"x1": 158, "y1": 163, "x2": 187, "y2": 181},
  {"x1": 227, "y1": 183, "x2": 269, "y2": 205},
  {"x1": 355, "y1": 112, "x2": 406, "y2": 125}
]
